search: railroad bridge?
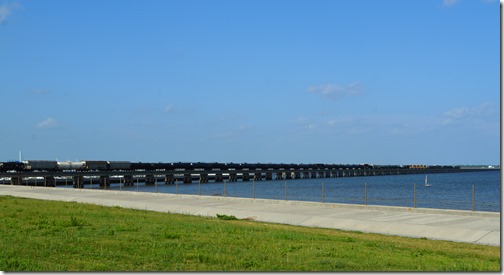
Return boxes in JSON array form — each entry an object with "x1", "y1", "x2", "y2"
[{"x1": 0, "y1": 162, "x2": 494, "y2": 188}]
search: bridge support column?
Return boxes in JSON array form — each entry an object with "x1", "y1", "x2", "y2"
[
  {"x1": 164, "y1": 174, "x2": 174, "y2": 184},
  {"x1": 183, "y1": 174, "x2": 192, "y2": 184},
  {"x1": 229, "y1": 173, "x2": 237, "y2": 182},
  {"x1": 284, "y1": 172, "x2": 292, "y2": 180},
  {"x1": 275, "y1": 172, "x2": 283, "y2": 180},
  {"x1": 302, "y1": 172, "x2": 310, "y2": 179},
  {"x1": 124, "y1": 175, "x2": 133, "y2": 186},
  {"x1": 265, "y1": 172, "x2": 273, "y2": 180},
  {"x1": 100, "y1": 176, "x2": 110, "y2": 188},
  {"x1": 73, "y1": 176, "x2": 84, "y2": 188},
  {"x1": 253, "y1": 173, "x2": 261, "y2": 181},
  {"x1": 44, "y1": 176, "x2": 56, "y2": 187},
  {"x1": 144, "y1": 175, "x2": 155, "y2": 185},
  {"x1": 325, "y1": 171, "x2": 331, "y2": 178},
  {"x1": 311, "y1": 172, "x2": 317, "y2": 178},
  {"x1": 215, "y1": 173, "x2": 223, "y2": 182},
  {"x1": 199, "y1": 173, "x2": 208, "y2": 183},
  {"x1": 293, "y1": 172, "x2": 301, "y2": 179},
  {"x1": 10, "y1": 176, "x2": 22, "y2": 185},
  {"x1": 242, "y1": 173, "x2": 250, "y2": 181}
]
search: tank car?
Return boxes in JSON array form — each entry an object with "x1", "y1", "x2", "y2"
[{"x1": 57, "y1": 161, "x2": 86, "y2": 170}]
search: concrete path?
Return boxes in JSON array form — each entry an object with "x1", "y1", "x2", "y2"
[{"x1": 1, "y1": 185, "x2": 500, "y2": 246}]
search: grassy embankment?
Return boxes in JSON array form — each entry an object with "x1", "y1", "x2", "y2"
[{"x1": 0, "y1": 195, "x2": 500, "y2": 271}]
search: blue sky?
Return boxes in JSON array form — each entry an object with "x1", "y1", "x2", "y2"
[{"x1": 0, "y1": 0, "x2": 500, "y2": 165}]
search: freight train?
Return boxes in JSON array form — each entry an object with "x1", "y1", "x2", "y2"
[{"x1": 0, "y1": 160, "x2": 461, "y2": 173}]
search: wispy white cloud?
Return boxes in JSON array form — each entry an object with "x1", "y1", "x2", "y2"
[
  {"x1": 326, "y1": 116, "x2": 375, "y2": 135},
  {"x1": 442, "y1": 103, "x2": 495, "y2": 125},
  {"x1": 327, "y1": 117, "x2": 355, "y2": 128},
  {"x1": 443, "y1": 0, "x2": 458, "y2": 6},
  {"x1": 217, "y1": 114, "x2": 245, "y2": 123},
  {"x1": 36, "y1": 118, "x2": 58, "y2": 129},
  {"x1": 162, "y1": 104, "x2": 195, "y2": 116},
  {"x1": 211, "y1": 125, "x2": 251, "y2": 139},
  {"x1": 0, "y1": 2, "x2": 19, "y2": 24},
  {"x1": 163, "y1": 104, "x2": 174, "y2": 113},
  {"x1": 307, "y1": 82, "x2": 362, "y2": 100},
  {"x1": 31, "y1": 88, "x2": 51, "y2": 96},
  {"x1": 443, "y1": 0, "x2": 497, "y2": 6},
  {"x1": 295, "y1": 102, "x2": 497, "y2": 141},
  {"x1": 297, "y1": 117, "x2": 317, "y2": 130}
]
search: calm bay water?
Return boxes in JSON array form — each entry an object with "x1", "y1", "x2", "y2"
[{"x1": 72, "y1": 170, "x2": 501, "y2": 212}]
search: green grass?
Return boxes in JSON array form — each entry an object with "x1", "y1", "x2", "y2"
[{"x1": 0, "y1": 195, "x2": 500, "y2": 271}]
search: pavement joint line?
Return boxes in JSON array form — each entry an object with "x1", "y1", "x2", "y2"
[{"x1": 474, "y1": 230, "x2": 497, "y2": 244}]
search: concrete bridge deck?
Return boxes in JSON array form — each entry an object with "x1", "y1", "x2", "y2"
[{"x1": 0, "y1": 185, "x2": 500, "y2": 246}]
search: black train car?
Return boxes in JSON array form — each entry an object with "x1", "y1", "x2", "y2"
[
  {"x1": 224, "y1": 163, "x2": 242, "y2": 170},
  {"x1": 107, "y1": 161, "x2": 132, "y2": 170},
  {"x1": 209, "y1": 162, "x2": 227, "y2": 170},
  {"x1": 325, "y1": 164, "x2": 339, "y2": 170},
  {"x1": 0, "y1": 161, "x2": 25, "y2": 172},
  {"x1": 130, "y1": 162, "x2": 154, "y2": 170},
  {"x1": 25, "y1": 160, "x2": 58, "y2": 171},
  {"x1": 150, "y1": 163, "x2": 174, "y2": 170},
  {"x1": 84, "y1": 160, "x2": 109, "y2": 171},
  {"x1": 172, "y1": 162, "x2": 193, "y2": 170}
]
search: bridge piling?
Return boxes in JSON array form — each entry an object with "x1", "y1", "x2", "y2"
[
  {"x1": 73, "y1": 176, "x2": 84, "y2": 188},
  {"x1": 44, "y1": 176, "x2": 55, "y2": 187},
  {"x1": 183, "y1": 174, "x2": 192, "y2": 184},
  {"x1": 10, "y1": 176, "x2": 21, "y2": 185},
  {"x1": 99, "y1": 176, "x2": 110, "y2": 188},
  {"x1": 145, "y1": 175, "x2": 155, "y2": 185},
  {"x1": 265, "y1": 172, "x2": 273, "y2": 180},
  {"x1": 164, "y1": 174, "x2": 174, "y2": 184},
  {"x1": 215, "y1": 173, "x2": 223, "y2": 183},
  {"x1": 124, "y1": 175, "x2": 133, "y2": 186}
]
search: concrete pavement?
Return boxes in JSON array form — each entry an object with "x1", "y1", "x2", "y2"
[{"x1": 0, "y1": 185, "x2": 500, "y2": 246}]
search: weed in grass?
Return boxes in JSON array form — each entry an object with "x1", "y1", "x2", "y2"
[
  {"x1": 114, "y1": 224, "x2": 139, "y2": 232},
  {"x1": 67, "y1": 216, "x2": 85, "y2": 227},
  {"x1": 240, "y1": 259, "x2": 258, "y2": 268},
  {"x1": 216, "y1": 214, "x2": 238, "y2": 220},
  {"x1": 163, "y1": 231, "x2": 181, "y2": 240},
  {"x1": 344, "y1": 236, "x2": 356, "y2": 242},
  {"x1": 364, "y1": 240, "x2": 377, "y2": 246},
  {"x1": 4, "y1": 259, "x2": 29, "y2": 270},
  {"x1": 318, "y1": 259, "x2": 349, "y2": 270}
]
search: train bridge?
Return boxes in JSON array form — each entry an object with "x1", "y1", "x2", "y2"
[{"x1": 0, "y1": 161, "x2": 496, "y2": 188}]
